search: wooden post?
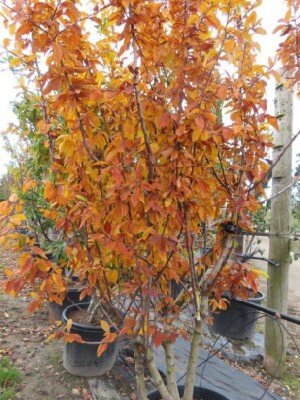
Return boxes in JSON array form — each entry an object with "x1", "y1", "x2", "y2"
[{"x1": 264, "y1": 80, "x2": 293, "y2": 377}]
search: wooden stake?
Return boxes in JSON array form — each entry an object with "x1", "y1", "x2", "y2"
[{"x1": 264, "y1": 80, "x2": 293, "y2": 377}]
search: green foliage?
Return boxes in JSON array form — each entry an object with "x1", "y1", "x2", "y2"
[
  {"x1": 0, "y1": 388, "x2": 16, "y2": 400},
  {"x1": 43, "y1": 238, "x2": 67, "y2": 263},
  {"x1": 0, "y1": 359, "x2": 17, "y2": 399},
  {"x1": 251, "y1": 205, "x2": 269, "y2": 233},
  {"x1": 0, "y1": 359, "x2": 21, "y2": 387},
  {"x1": 0, "y1": 172, "x2": 13, "y2": 201},
  {"x1": 2, "y1": 93, "x2": 67, "y2": 263},
  {"x1": 283, "y1": 370, "x2": 300, "y2": 398}
]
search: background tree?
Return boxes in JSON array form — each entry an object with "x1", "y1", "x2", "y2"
[{"x1": 2, "y1": 93, "x2": 67, "y2": 260}]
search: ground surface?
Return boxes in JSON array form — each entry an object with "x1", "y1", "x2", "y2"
[
  {"x1": 0, "y1": 249, "x2": 93, "y2": 400},
  {"x1": 0, "y1": 243, "x2": 299, "y2": 400},
  {"x1": 228, "y1": 236, "x2": 300, "y2": 400}
]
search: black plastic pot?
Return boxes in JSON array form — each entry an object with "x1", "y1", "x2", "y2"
[
  {"x1": 170, "y1": 280, "x2": 184, "y2": 300},
  {"x1": 210, "y1": 291, "x2": 265, "y2": 339},
  {"x1": 148, "y1": 385, "x2": 230, "y2": 400},
  {"x1": 62, "y1": 302, "x2": 119, "y2": 377},
  {"x1": 49, "y1": 287, "x2": 91, "y2": 321},
  {"x1": 49, "y1": 275, "x2": 91, "y2": 321}
]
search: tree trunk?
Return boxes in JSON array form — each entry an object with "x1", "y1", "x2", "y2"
[
  {"x1": 163, "y1": 342, "x2": 180, "y2": 400},
  {"x1": 182, "y1": 318, "x2": 203, "y2": 400},
  {"x1": 134, "y1": 343, "x2": 148, "y2": 400},
  {"x1": 147, "y1": 348, "x2": 173, "y2": 400}
]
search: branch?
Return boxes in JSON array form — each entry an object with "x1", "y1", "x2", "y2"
[
  {"x1": 76, "y1": 110, "x2": 100, "y2": 162},
  {"x1": 249, "y1": 130, "x2": 300, "y2": 192},
  {"x1": 147, "y1": 348, "x2": 172, "y2": 400},
  {"x1": 163, "y1": 342, "x2": 180, "y2": 400},
  {"x1": 202, "y1": 234, "x2": 234, "y2": 294},
  {"x1": 182, "y1": 319, "x2": 202, "y2": 400},
  {"x1": 130, "y1": 7, "x2": 154, "y2": 182},
  {"x1": 260, "y1": 180, "x2": 296, "y2": 204},
  {"x1": 183, "y1": 204, "x2": 200, "y2": 317},
  {"x1": 134, "y1": 342, "x2": 148, "y2": 400}
]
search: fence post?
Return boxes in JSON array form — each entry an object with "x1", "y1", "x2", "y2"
[{"x1": 264, "y1": 80, "x2": 293, "y2": 377}]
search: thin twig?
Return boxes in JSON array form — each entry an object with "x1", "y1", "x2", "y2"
[
  {"x1": 260, "y1": 180, "x2": 296, "y2": 204},
  {"x1": 249, "y1": 130, "x2": 300, "y2": 192}
]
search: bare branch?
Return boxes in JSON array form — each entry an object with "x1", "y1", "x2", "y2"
[
  {"x1": 261, "y1": 180, "x2": 296, "y2": 203},
  {"x1": 249, "y1": 130, "x2": 300, "y2": 192},
  {"x1": 130, "y1": 6, "x2": 154, "y2": 182}
]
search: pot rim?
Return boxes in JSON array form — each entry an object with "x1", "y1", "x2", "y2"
[
  {"x1": 147, "y1": 385, "x2": 230, "y2": 400},
  {"x1": 223, "y1": 290, "x2": 265, "y2": 302},
  {"x1": 62, "y1": 302, "x2": 105, "y2": 334}
]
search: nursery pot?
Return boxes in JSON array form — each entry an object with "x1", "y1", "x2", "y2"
[
  {"x1": 148, "y1": 385, "x2": 230, "y2": 400},
  {"x1": 170, "y1": 279, "x2": 184, "y2": 300},
  {"x1": 210, "y1": 291, "x2": 265, "y2": 339},
  {"x1": 62, "y1": 302, "x2": 119, "y2": 377},
  {"x1": 49, "y1": 277, "x2": 91, "y2": 321}
]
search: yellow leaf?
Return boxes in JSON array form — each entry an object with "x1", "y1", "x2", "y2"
[
  {"x1": 187, "y1": 14, "x2": 198, "y2": 26},
  {"x1": 165, "y1": 198, "x2": 172, "y2": 207},
  {"x1": 66, "y1": 318, "x2": 73, "y2": 332},
  {"x1": 200, "y1": 131, "x2": 210, "y2": 141},
  {"x1": 23, "y1": 180, "x2": 37, "y2": 193},
  {"x1": 59, "y1": 137, "x2": 75, "y2": 157},
  {"x1": 123, "y1": 120, "x2": 135, "y2": 140},
  {"x1": 25, "y1": 55, "x2": 36, "y2": 62},
  {"x1": 46, "y1": 333, "x2": 57, "y2": 342},
  {"x1": 245, "y1": 11, "x2": 257, "y2": 29},
  {"x1": 151, "y1": 142, "x2": 159, "y2": 153},
  {"x1": 10, "y1": 214, "x2": 26, "y2": 224},
  {"x1": 52, "y1": 273, "x2": 65, "y2": 292},
  {"x1": 255, "y1": 27, "x2": 267, "y2": 35},
  {"x1": 10, "y1": 58, "x2": 21, "y2": 67},
  {"x1": 100, "y1": 320, "x2": 110, "y2": 333},
  {"x1": 95, "y1": 71, "x2": 104, "y2": 84},
  {"x1": 192, "y1": 128, "x2": 201, "y2": 143},
  {"x1": 106, "y1": 269, "x2": 118, "y2": 284},
  {"x1": 224, "y1": 39, "x2": 235, "y2": 52},
  {"x1": 9, "y1": 24, "x2": 16, "y2": 35},
  {"x1": 44, "y1": 181, "x2": 55, "y2": 200},
  {"x1": 62, "y1": 185, "x2": 70, "y2": 199},
  {"x1": 3, "y1": 268, "x2": 13, "y2": 277},
  {"x1": 75, "y1": 194, "x2": 88, "y2": 202},
  {"x1": 2, "y1": 38, "x2": 10, "y2": 47},
  {"x1": 9, "y1": 193, "x2": 18, "y2": 202},
  {"x1": 252, "y1": 268, "x2": 268, "y2": 279}
]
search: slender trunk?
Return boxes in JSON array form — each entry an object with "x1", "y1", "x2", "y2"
[
  {"x1": 202, "y1": 235, "x2": 234, "y2": 293},
  {"x1": 163, "y1": 342, "x2": 180, "y2": 400},
  {"x1": 147, "y1": 348, "x2": 173, "y2": 400},
  {"x1": 182, "y1": 318, "x2": 203, "y2": 400},
  {"x1": 134, "y1": 343, "x2": 148, "y2": 400}
]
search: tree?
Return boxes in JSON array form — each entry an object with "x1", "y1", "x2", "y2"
[
  {"x1": 0, "y1": 1, "x2": 299, "y2": 399},
  {"x1": 0, "y1": 171, "x2": 13, "y2": 201},
  {"x1": 1, "y1": 93, "x2": 67, "y2": 260}
]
